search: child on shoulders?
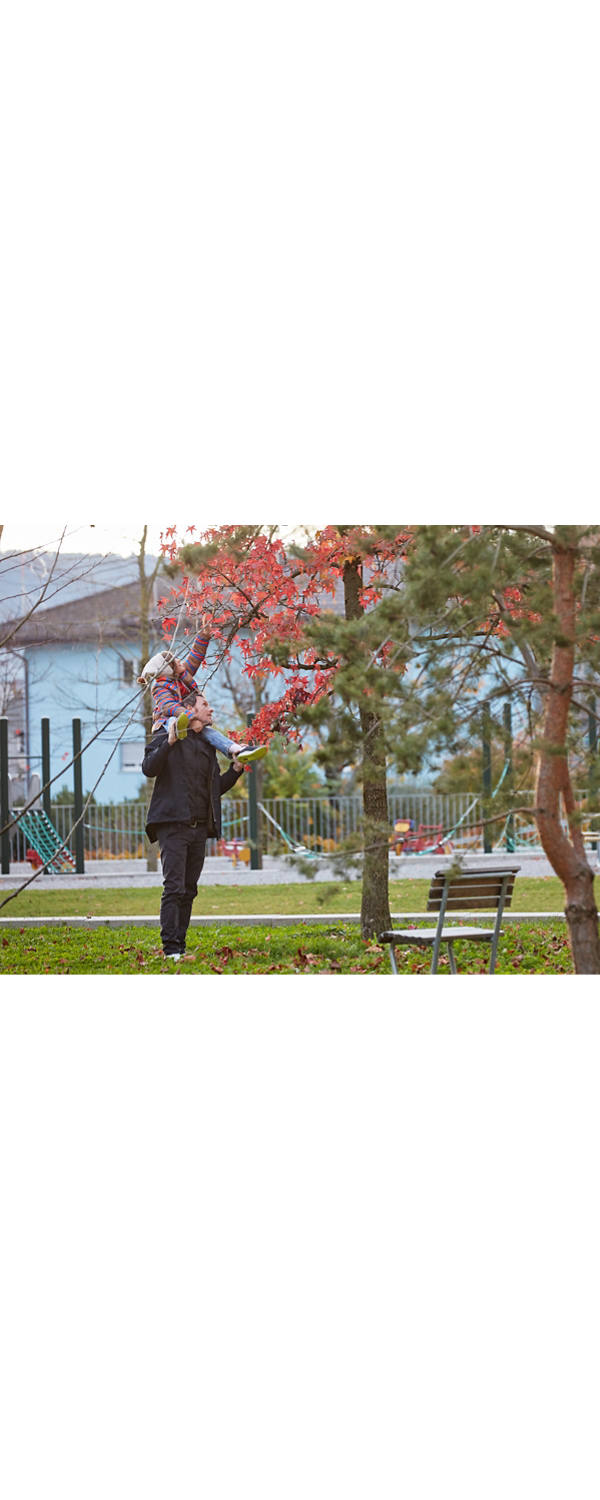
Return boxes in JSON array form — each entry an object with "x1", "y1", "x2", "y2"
[{"x1": 138, "y1": 625, "x2": 266, "y2": 764}]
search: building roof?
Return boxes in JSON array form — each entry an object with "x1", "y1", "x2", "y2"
[
  {"x1": 0, "y1": 551, "x2": 163, "y2": 647},
  {"x1": 0, "y1": 550, "x2": 159, "y2": 618}
]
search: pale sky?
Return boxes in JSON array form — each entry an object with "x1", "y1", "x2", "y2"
[
  {"x1": 0, "y1": 517, "x2": 314, "y2": 558},
  {"x1": 0, "y1": 515, "x2": 580, "y2": 559},
  {"x1": 1, "y1": 520, "x2": 165, "y2": 558}
]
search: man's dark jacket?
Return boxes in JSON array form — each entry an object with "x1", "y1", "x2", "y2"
[{"x1": 142, "y1": 728, "x2": 243, "y2": 844}]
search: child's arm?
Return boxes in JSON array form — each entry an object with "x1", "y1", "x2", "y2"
[{"x1": 181, "y1": 622, "x2": 211, "y2": 680}]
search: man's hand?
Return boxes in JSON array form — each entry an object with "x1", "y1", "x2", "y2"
[
  {"x1": 167, "y1": 723, "x2": 177, "y2": 746},
  {"x1": 231, "y1": 756, "x2": 242, "y2": 772}
]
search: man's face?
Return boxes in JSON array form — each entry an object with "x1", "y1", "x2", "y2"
[{"x1": 188, "y1": 694, "x2": 213, "y2": 730}]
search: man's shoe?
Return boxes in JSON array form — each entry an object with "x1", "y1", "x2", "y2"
[
  {"x1": 175, "y1": 712, "x2": 189, "y2": 740},
  {"x1": 165, "y1": 952, "x2": 184, "y2": 961},
  {"x1": 236, "y1": 744, "x2": 267, "y2": 764}
]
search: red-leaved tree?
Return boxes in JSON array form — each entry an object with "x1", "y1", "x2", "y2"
[{"x1": 157, "y1": 524, "x2": 413, "y2": 937}]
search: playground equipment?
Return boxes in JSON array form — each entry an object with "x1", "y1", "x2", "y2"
[
  {"x1": 391, "y1": 820, "x2": 451, "y2": 855},
  {"x1": 1, "y1": 715, "x2": 85, "y2": 875},
  {"x1": 256, "y1": 801, "x2": 309, "y2": 855},
  {"x1": 219, "y1": 802, "x2": 310, "y2": 866},
  {"x1": 217, "y1": 837, "x2": 251, "y2": 869},
  {"x1": 17, "y1": 808, "x2": 76, "y2": 872}
]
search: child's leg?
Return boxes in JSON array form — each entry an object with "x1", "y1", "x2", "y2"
[
  {"x1": 201, "y1": 725, "x2": 240, "y2": 757},
  {"x1": 159, "y1": 712, "x2": 189, "y2": 744},
  {"x1": 201, "y1": 726, "x2": 268, "y2": 763}
]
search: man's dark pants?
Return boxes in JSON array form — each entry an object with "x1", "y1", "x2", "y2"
[{"x1": 156, "y1": 821, "x2": 208, "y2": 954}]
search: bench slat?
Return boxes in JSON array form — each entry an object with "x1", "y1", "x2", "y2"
[
  {"x1": 427, "y1": 874, "x2": 517, "y2": 911},
  {"x1": 428, "y1": 897, "x2": 514, "y2": 912},
  {"x1": 381, "y1": 927, "x2": 498, "y2": 944}
]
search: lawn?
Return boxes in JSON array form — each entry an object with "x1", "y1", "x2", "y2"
[
  {"x1": 0, "y1": 919, "x2": 575, "y2": 975},
  {"x1": 0, "y1": 875, "x2": 591, "y2": 919},
  {"x1": 1, "y1": 875, "x2": 593, "y2": 975}
]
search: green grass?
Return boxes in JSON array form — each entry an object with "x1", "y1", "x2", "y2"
[
  {"x1": 1, "y1": 875, "x2": 594, "y2": 975},
  {"x1": 0, "y1": 920, "x2": 574, "y2": 975},
  {"x1": 0, "y1": 875, "x2": 593, "y2": 919}
]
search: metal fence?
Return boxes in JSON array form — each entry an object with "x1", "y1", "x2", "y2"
[
  {"x1": 254, "y1": 792, "x2": 538, "y2": 855},
  {"x1": 7, "y1": 790, "x2": 553, "y2": 862}
]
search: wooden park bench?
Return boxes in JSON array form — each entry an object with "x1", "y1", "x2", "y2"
[{"x1": 379, "y1": 865, "x2": 520, "y2": 975}]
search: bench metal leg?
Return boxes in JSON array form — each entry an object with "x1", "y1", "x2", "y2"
[
  {"x1": 447, "y1": 942, "x2": 458, "y2": 975},
  {"x1": 389, "y1": 943, "x2": 399, "y2": 975}
]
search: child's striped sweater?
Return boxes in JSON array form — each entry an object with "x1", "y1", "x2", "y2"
[{"x1": 151, "y1": 631, "x2": 210, "y2": 724}]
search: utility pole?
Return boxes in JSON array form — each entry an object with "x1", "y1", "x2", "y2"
[
  {"x1": 0, "y1": 718, "x2": 9, "y2": 873},
  {"x1": 503, "y1": 701, "x2": 515, "y2": 853},
  {"x1": 72, "y1": 719, "x2": 85, "y2": 874},
  {"x1": 41, "y1": 718, "x2": 52, "y2": 819},
  {"x1": 246, "y1": 711, "x2": 262, "y2": 869},
  {"x1": 482, "y1": 703, "x2": 492, "y2": 854}
]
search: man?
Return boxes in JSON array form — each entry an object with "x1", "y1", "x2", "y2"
[{"x1": 142, "y1": 689, "x2": 245, "y2": 961}]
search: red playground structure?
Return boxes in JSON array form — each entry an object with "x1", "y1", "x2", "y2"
[{"x1": 391, "y1": 820, "x2": 451, "y2": 855}]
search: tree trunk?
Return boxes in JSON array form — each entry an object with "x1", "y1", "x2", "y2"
[
  {"x1": 342, "y1": 556, "x2": 391, "y2": 940},
  {"x1": 534, "y1": 541, "x2": 600, "y2": 973},
  {"x1": 358, "y1": 704, "x2": 391, "y2": 939}
]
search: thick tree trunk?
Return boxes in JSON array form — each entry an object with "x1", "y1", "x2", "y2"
[
  {"x1": 343, "y1": 557, "x2": 391, "y2": 940},
  {"x1": 534, "y1": 542, "x2": 600, "y2": 973},
  {"x1": 359, "y1": 705, "x2": 392, "y2": 939}
]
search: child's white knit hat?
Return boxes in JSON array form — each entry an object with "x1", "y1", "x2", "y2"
[{"x1": 138, "y1": 650, "x2": 176, "y2": 684}]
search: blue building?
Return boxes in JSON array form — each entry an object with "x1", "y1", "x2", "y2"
[
  {"x1": 0, "y1": 553, "x2": 164, "y2": 801},
  {"x1": 0, "y1": 548, "x2": 280, "y2": 804}
]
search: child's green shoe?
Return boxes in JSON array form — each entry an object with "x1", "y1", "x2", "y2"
[
  {"x1": 236, "y1": 744, "x2": 267, "y2": 764},
  {"x1": 176, "y1": 712, "x2": 189, "y2": 740}
]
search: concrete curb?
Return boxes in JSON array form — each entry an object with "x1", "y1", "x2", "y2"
[{"x1": 0, "y1": 912, "x2": 568, "y2": 930}]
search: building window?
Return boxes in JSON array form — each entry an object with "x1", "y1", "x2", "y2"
[
  {"x1": 121, "y1": 658, "x2": 135, "y2": 686},
  {"x1": 121, "y1": 741, "x2": 144, "y2": 773}
]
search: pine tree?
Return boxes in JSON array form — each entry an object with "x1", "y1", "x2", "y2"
[{"x1": 401, "y1": 525, "x2": 600, "y2": 974}]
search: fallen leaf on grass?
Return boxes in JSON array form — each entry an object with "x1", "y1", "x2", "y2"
[{"x1": 293, "y1": 949, "x2": 320, "y2": 969}]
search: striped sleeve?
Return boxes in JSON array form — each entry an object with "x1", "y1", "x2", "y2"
[
  {"x1": 183, "y1": 632, "x2": 210, "y2": 677},
  {"x1": 151, "y1": 678, "x2": 182, "y2": 722}
]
